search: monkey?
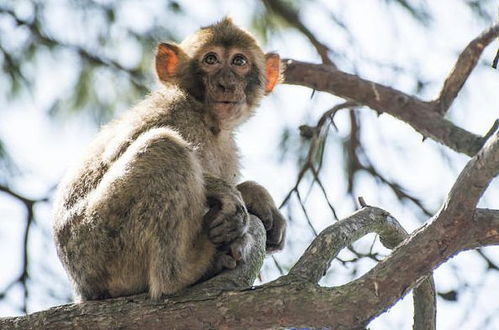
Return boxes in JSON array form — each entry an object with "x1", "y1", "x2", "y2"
[{"x1": 52, "y1": 17, "x2": 286, "y2": 301}]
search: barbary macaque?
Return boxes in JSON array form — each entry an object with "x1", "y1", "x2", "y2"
[{"x1": 53, "y1": 18, "x2": 286, "y2": 301}]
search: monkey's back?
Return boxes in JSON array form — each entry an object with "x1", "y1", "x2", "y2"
[
  {"x1": 54, "y1": 87, "x2": 236, "y2": 212},
  {"x1": 52, "y1": 87, "x2": 238, "y2": 299}
]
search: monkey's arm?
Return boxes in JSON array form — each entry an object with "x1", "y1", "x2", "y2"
[
  {"x1": 237, "y1": 181, "x2": 286, "y2": 252},
  {"x1": 203, "y1": 175, "x2": 251, "y2": 261}
]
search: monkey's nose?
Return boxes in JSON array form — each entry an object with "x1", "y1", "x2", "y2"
[
  {"x1": 217, "y1": 82, "x2": 236, "y2": 93},
  {"x1": 217, "y1": 82, "x2": 227, "y2": 92}
]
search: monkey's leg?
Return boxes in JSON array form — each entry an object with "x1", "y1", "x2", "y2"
[
  {"x1": 81, "y1": 127, "x2": 216, "y2": 300},
  {"x1": 237, "y1": 181, "x2": 286, "y2": 252}
]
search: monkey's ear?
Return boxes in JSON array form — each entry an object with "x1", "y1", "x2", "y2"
[
  {"x1": 155, "y1": 43, "x2": 183, "y2": 82},
  {"x1": 264, "y1": 53, "x2": 281, "y2": 93}
]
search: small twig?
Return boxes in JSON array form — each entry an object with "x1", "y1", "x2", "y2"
[
  {"x1": 493, "y1": 7, "x2": 499, "y2": 69},
  {"x1": 482, "y1": 119, "x2": 499, "y2": 142},
  {"x1": 346, "y1": 111, "x2": 361, "y2": 193},
  {"x1": 295, "y1": 190, "x2": 319, "y2": 236},
  {"x1": 476, "y1": 249, "x2": 499, "y2": 271},
  {"x1": 493, "y1": 49, "x2": 499, "y2": 68},
  {"x1": 362, "y1": 164, "x2": 434, "y2": 217},
  {"x1": 271, "y1": 255, "x2": 285, "y2": 276},
  {"x1": 279, "y1": 103, "x2": 356, "y2": 223},
  {"x1": 358, "y1": 196, "x2": 367, "y2": 208},
  {"x1": 347, "y1": 246, "x2": 382, "y2": 263},
  {"x1": 0, "y1": 184, "x2": 50, "y2": 312},
  {"x1": 0, "y1": 7, "x2": 148, "y2": 91},
  {"x1": 310, "y1": 167, "x2": 338, "y2": 220},
  {"x1": 261, "y1": 0, "x2": 336, "y2": 67}
]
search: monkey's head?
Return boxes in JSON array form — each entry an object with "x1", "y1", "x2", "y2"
[{"x1": 155, "y1": 17, "x2": 281, "y2": 129}]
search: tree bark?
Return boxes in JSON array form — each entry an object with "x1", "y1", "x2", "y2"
[{"x1": 2, "y1": 22, "x2": 498, "y2": 330}]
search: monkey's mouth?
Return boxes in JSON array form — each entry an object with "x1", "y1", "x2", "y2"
[
  {"x1": 209, "y1": 99, "x2": 247, "y2": 122},
  {"x1": 211, "y1": 99, "x2": 246, "y2": 111},
  {"x1": 214, "y1": 100, "x2": 244, "y2": 105}
]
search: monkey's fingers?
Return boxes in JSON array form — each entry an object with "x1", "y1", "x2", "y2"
[
  {"x1": 265, "y1": 209, "x2": 286, "y2": 253},
  {"x1": 208, "y1": 214, "x2": 247, "y2": 244},
  {"x1": 208, "y1": 202, "x2": 247, "y2": 227},
  {"x1": 217, "y1": 254, "x2": 237, "y2": 270},
  {"x1": 209, "y1": 227, "x2": 242, "y2": 245},
  {"x1": 230, "y1": 234, "x2": 252, "y2": 261}
]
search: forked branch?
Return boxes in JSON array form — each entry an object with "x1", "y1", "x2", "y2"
[
  {"x1": 288, "y1": 207, "x2": 404, "y2": 282},
  {"x1": 283, "y1": 23, "x2": 499, "y2": 157},
  {"x1": 339, "y1": 132, "x2": 499, "y2": 326},
  {"x1": 287, "y1": 206, "x2": 436, "y2": 330}
]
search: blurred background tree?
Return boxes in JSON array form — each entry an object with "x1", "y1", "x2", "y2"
[{"x1": 0, "y1": 1, "x2": 498, "y2": 329}]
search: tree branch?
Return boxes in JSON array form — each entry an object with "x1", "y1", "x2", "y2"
[
  {"x1": 461, "y1": 209, "x2": 499, "y2": 250},
  {"x1": 0, "y1": 7, "x2": 148, "y2": 90},
  {"x1": 282, "y1": 23, "x2": 499, "y2": 157},
  {"x1": 0, "y1": 215, "x2": 266, "y2": 329},
  {"x1": 283, "y1": 59, "x2": 484, "y2": 156},
  {"x1": 287, "y1": 205, "x2": 436, "y2": 330},
  {"x1": 338, "y1": 132, "x2": 499, "y2": 325},
  {"x1": 0, "y1": 184, "x2": 48, "y2": 312},
  {"x1": 261, "y1": 0, "x2": 335, "y2": 66},
  {"x1": 2, "y1": 187, "x2": 496, "y2": 329},
  {"x1": 288, "y1": 207, "x2": 404, "y2": 282},
  {"x1": 0, "y1": 206, "x2": 439, "y2": 330},
  {"x1": 443, "y1": 131, "x2": 499, "y2": 215},
  {"x1": 433, "y1": 23, "x2": 499, "y2": 113}
]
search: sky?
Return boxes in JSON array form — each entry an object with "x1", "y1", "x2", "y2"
[{"x1": 1, "y1": 1, "x2": 498, "y2": 329}]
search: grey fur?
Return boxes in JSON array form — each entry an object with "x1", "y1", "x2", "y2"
[{"x1": 53, "y1": 20, "x2": 286, "y2": 301}]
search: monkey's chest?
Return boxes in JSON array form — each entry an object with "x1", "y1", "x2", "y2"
[{"x1": 197, "y1": 142, "x2": 239, "y2": 183}]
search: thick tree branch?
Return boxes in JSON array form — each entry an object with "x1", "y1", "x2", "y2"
[
  {"x1": 444, "y1": 131, "x2": 499, "y2": 214},
  {"x1": 338, "y1": 132, "x2": 499, "y2": 325},
  {"x1": 283, "y1": 24, "x2": 499, "y2": 157},
  {"x1": 0, "y1": 215, "x2": 266, "y2": 329},
  {"x1": 2, "y1": 189, "x2": 496, "y2": 329},
  {"x1": 462, "y1": 209, "x2": 499, "y2": 250},
  {"x1": 433, "y1": 23, "x2": 499, "y2": 113},
  {"x1": 288, "y1": 207, "x2": 404, "y2": 282},
  {"x1": 1, "y1": 13, "x2": 497, "y2": 330},
  {"x1": 288, "y1": 206, "x2": 436, "y2": 330},
  {"x1": 283, "y1": 59, "x2": 484, "y2": 156}
]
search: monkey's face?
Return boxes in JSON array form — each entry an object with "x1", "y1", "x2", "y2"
[
  {"x1": 155, "y1": 19, "x2": 282, "y2": 130},
  {"x1": 197, "y1": 46, "x2": 252, "y2": 125}
]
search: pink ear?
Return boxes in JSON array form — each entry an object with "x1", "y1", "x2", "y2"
[
  {"x1": 155, "y1": 43, "x2": 179, "y2": 82},
  {"x1": 265, "y1": 53, "x2": 281, "y2": 93}
]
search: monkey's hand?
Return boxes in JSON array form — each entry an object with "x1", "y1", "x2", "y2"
[
  {"x1": 209, "y1": 234, "x2": 253, "y2": 273},
  {"x1": 204, "y1": 176, "x2": 249, "y2": 258},
  {"x1": 200, "y1": 230, "x2": 253, "y2": 280},
  {"x1": 237, "y1": 181, "x2": 286, "y2": 253}
]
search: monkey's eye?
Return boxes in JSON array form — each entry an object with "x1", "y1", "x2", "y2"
[
  {"x1": 232, "y1": 54, "x2": 247, "y2": 66},
  {"x1": 203, "y1": 53, "x2": 218, "y2": 65}
]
